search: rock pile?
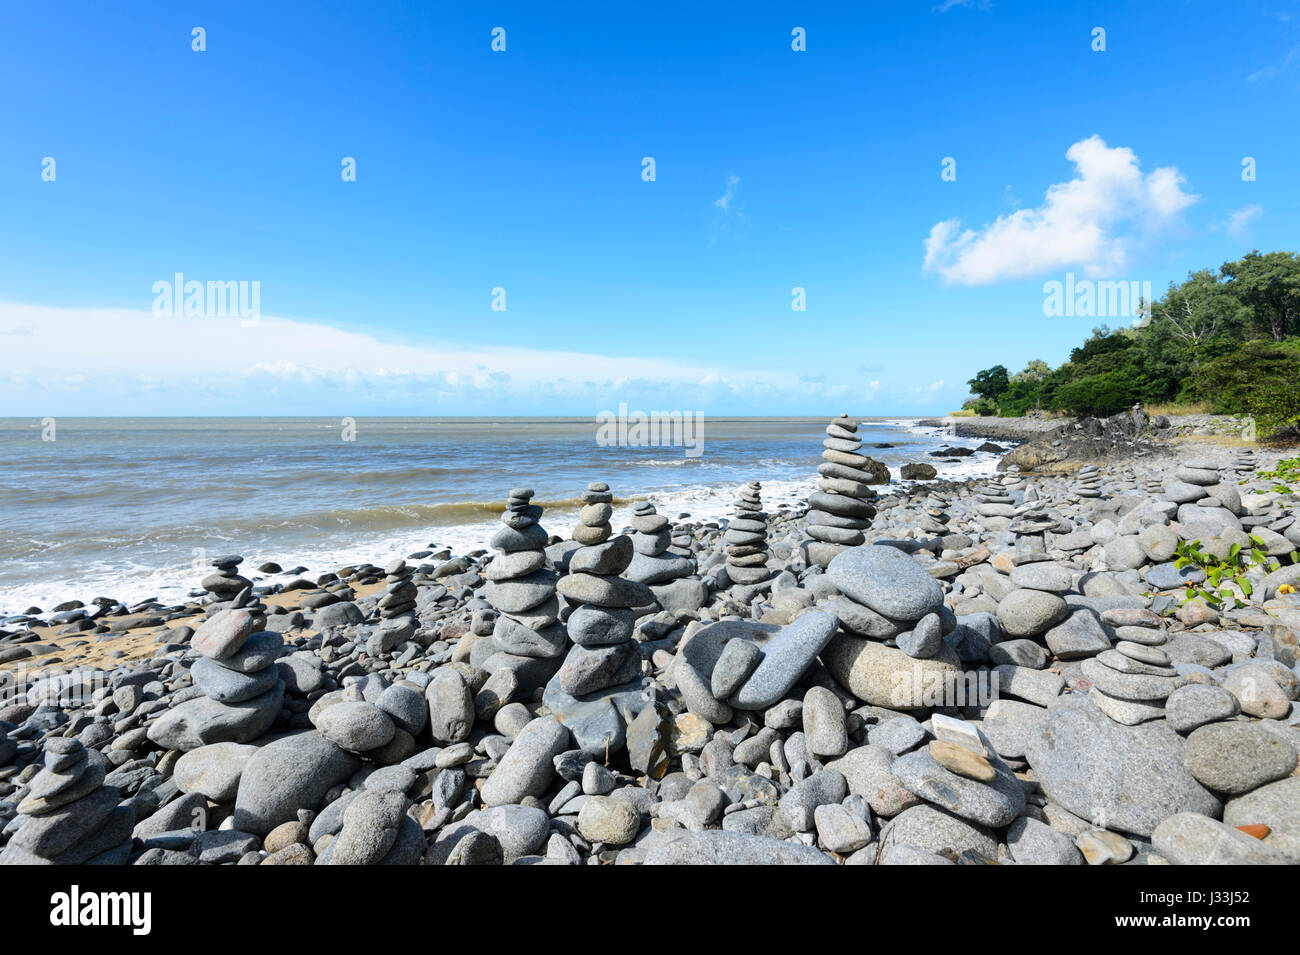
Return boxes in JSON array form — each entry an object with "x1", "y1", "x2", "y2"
[
  {"x1": 0, "y1": 738, "x2": 130, "y2": 864},
  {"x1": 483, "y1": 488, "x2": 566, "y2": 665},
  {"x1": 917, "y1": 492, "x2": 950, "y2": 537},
  {"x1": 550, "y1": 485, "x2": 656, "y2": 755},
  {"x1": 806, "y1": 415, "x2": 878, "y2": 568},
  {"x1": 377, "y1": 560, "x2": 417, "y2": 621},
  {"x1": 6, "y1": 437, "x2": 1300, "y2": 868},
  {"x1": 1080, "y1": 608, "x2": 1175, "y2": 725},
  {"x1": 625, "y1": 501, "x2": 695, "y2": 588},
  {"x1": 725, "y1": 481, "x2": 774, "y2": 588},
  {"x1": 1073, "y1": 463, "x2": 1101, "y2": 498},
  {"x1": 1234, "y1": 447, "x2": 1257, "y2": 478},
  {"x1": 824, "y1": 544, "x2": 952, "y2": 678},
  {"x1": 146, "y1": 608, "x2": 285, "y2": 751},
  {"x1": 200, "y1": 554, "x2": 253, "y2": 599}
]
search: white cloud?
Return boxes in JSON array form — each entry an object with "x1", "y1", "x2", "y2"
[
  {"x1": 1224, "y1": 203, "x2": 1262, "y2": 239},
  {"x1": 1248, "y1": 44, "x2": 1299, "y2": 83},
  {"x1": 0, "y1": 301, "x2": 866, "y2": 414},
  {"x1": 922, "y1": 136, "x2": 1198, "y2": 286},
  {"x1": 713, "y1": 175, "x2": 740, "y2": 212}
]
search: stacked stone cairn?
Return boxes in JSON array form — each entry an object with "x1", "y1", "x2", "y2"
[
  {"x1": 1080, "y1": 608, "x2": 1177, "y2": 726},
  {"x1": 917, "y1": 491, "x2": 951, "y2": 538},
  {"x1": 624, "y1": 500, "x2": 695, "y2": 589},
  {"x1": 824, "y1": 544, "x2": 949, "y2": 668},
  {"x1": 0, "y1": 738, "x2": 131, "y2": 864},
  {"x1": 667, "y1": 517, "x2": 695, "y2": 558},
  {"x1": 200, "y1": 554, "x2": 253, "y2": 599},
  {"x1": 1234, "y1": 447, "x2": 1257, "y2": 478},
  {"x1": 886, "y1": 713, "x2": 1027, "y2": 843},
  {"x1": 1009, "y1": 488, "x2": 1054, "y2": 558},
  {"x1": 1000, "y1": 464, "x2": 1025, "y2": 492},
  {"x1": 549, "y1": 483, "x2": 656, "y2": 755},
  {"x1": 483, "y1": 488, "x2": 566, "y2": 664},
  {"x1": 1073, "y1": 464, "x2": 1102, "y2": 499},
  {"x1": 147, "y1": 608, "x2": 285, "y2": 751},
  {"x1": 377, "y1": 560, "x2": 417, "y2": 620},
  {"x1": 974, "y1": 478, "x2": 1016, "y2": 532},
  {"x1": 366, "y1": 559, "x2": 420, "y2": 656},
  {"x1": 806, "y1": 414, "x2": 878, "y2": 568},
  {"x1": 725, "y1": 481, "x2": 774, "y2": 588}
]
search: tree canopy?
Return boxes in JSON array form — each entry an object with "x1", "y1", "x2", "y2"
[{"x1": 960, "y1": 250, "x2": 1300, "y2": 437}]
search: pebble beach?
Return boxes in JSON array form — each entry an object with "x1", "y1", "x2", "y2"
[{"x1": 3, "y1": 412, "x2": 1299, "y2": 867}]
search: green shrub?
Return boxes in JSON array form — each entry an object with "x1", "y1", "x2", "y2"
[
  {"x1": 1195, "y1": 340, "x2": 1300, "y2": 437},
  {"x1": 1050, "y1": 372, "x2": 1142, "y2": 417}
]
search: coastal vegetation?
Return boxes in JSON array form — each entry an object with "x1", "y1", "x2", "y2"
[{"x1": 962, "y1": 250, "x2": 1300, "y2": 439}]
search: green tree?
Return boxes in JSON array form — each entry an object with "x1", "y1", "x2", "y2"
[
  {"x1": 1221, "y1": 251, "x2": 1300, "y2": 342},
  {"x1": 1148, "y1": 268, "x2": 1250, "y2": 346},
  {"x1": 1012, "y1": 359, "x2": 1051, "y2": 383},
  {"x1": 967, "y1": 365, "x2": 1009, "y2": 401}
]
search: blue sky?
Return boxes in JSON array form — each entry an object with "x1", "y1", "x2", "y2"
[{"x1": 1, "y1": 0, "x2": 1297, "y2": 415}]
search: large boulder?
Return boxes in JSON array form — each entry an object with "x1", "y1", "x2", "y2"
[
  {"x1": 232, "y1": 731, "x2": 361, "y2": 836},
  {"x1": 1024, "y1": 694, "x2": 1221, "y2": 837}
]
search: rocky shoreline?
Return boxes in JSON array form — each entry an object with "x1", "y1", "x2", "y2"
[{"x1": 2, "y1": 417, "x2": 1299, "y2": 866}]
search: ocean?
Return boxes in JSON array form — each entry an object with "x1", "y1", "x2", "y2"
[{"x1": 0, "y1": 416, "x2": 1003, "y2": 614}]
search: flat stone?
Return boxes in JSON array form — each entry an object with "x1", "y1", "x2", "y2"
[
  {"x1": 1165, "y1": 684, "x2": 1240, "y2": 733},
  {"x1": 146, "y1": 680, "x2": 284, "y2": 752},
  {"x1": 10, "y1": 785, "x2": 121, "y2": 858},
  {"x1": 173, "y1": 742, "x2": 258, "y2": 801},
  {"x1": 643, "y1": 830, "x2": 833, "y2": 865},
  {"x1": 928, "y1": 739, "x2": 995, "y2": 782},
  {"x1": 315, "y1": 700, "x2": 396, "y2": 753},
  {"x1": 1080, "y1": 658, "x2": 1178, "y2": 701},
  {"x1": 191, "y1": 609, "x2": 255, "y2": 660},
  {"x1": 1182, "y1": 722, "x2": 1298, "y2": 795},
  {"x1": 827, "y1": 545, "x2": 943, "y2": 621},
  {"x1": 1009, "y1": 562, "x2": 1074, "y2": 593},
  {"x1": 891, "y1": 748, "x2": 1025, "y2": 827},
  {"x1": 191, "y1": 655, "x2": 281, "y2": 703},
  {"x1": 556, "y1": 573, "x2": 654, "y2": 609},
  {"x1": 1152, "y1": 812, "x2": 1289, "y2": 865},
  {"x1": 1222, "y1": 777, "x2": 1300, "y2": 863},
  {"x1": 1024, "y1": 694, "x2": 1221, "y2": 837},
  {"x1": 728, "y1": 612, "x2": 839, "y2": 710}
]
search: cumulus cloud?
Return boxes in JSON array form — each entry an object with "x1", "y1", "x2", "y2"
[{"x1": 922, "y1": 136, "x2": 1198, "y2": 285}]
